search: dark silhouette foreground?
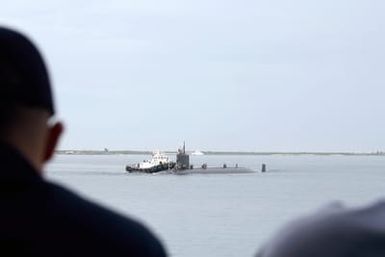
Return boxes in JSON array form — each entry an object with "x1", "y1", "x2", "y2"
[
  {"x1": 257, "y1": 202, "x2": 385, "y2": 257},
  {"x1": 0, "y1": 27, "x2": 166, "y2": 257}
]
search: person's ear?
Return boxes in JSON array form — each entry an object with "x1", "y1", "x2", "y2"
[{"x1": 43, "y1": 121, "x2": 64, "y2": 162}]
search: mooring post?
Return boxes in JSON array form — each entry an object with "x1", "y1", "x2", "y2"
[{"x1": 261, "y1": 163, "x2": 266, "y2": 172}]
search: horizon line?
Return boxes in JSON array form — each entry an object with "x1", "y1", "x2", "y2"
[{"x1": 55, "y1": 149, "x2": 385, "y2": 156}]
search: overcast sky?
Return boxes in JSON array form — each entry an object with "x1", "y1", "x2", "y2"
[{"x1": 1, "y1": 0, "x2": 384, "y2": 152}]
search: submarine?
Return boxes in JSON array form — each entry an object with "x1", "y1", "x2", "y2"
[{"x1": 125, "y1": 143, "x2": 255, "y2": 175}]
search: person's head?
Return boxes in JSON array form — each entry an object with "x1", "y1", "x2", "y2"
[{"x1": 0, "y1": 27, "x2": 63, "y2": 172}]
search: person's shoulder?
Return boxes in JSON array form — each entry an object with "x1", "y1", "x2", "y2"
[
  {"x1": 257, "y1": 201, "x2": 380, "y2": 257},
  {"x1": 44, "y1": 181, "x2": 167, "y2": 256}
]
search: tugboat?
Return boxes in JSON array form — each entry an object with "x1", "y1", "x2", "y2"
[
  {"x1": 125, "y1": 151, "x2": 176, "y2": 173},
  {"x1": 125, "y1": 143, "x2": 255, "y2": 174}
]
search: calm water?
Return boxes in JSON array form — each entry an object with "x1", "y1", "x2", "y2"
[{"x1": 46, "y1": 154, "x2": 385, "y2": 257}]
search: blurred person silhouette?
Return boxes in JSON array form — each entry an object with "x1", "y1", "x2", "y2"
[
  {"x1": 256, "y1": 201, "x2": 385, "y2": 257},
  {"x1": 0, "y1": 27, "x2": 166, "y2": 257}
]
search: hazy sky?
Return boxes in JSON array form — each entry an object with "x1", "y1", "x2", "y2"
[{"x1": 1, "y1": 0, "x2": 384, "y2": 152}]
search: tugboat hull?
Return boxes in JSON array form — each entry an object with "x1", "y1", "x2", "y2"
[{"x1": 126, "y1": 162, "x2": 176, "y2": 173}]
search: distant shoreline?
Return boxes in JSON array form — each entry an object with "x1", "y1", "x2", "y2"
[{"x1": 55, "y1": 150, "x2": 385, "y2": 156}]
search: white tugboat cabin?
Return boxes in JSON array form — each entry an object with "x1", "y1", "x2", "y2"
[
  {"x1": 137, "y1": 151, "x2": 171, "y2": 169},
  {"x1": 126, "y1": 151, "x2": 176, "y2": 173}
]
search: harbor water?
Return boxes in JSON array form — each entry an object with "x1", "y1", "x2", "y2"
[{"x1": 46, "y1": 154, "x2": 385, "y2": 257}]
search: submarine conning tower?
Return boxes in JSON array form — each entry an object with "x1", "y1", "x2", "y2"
[{"x1": 176, "y1": 142, "x2": 190, "y2": 170}]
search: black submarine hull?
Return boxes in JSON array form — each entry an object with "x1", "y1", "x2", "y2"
[{"x1": 172, "y1": 167, "x2": 254, "y2": 175}]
